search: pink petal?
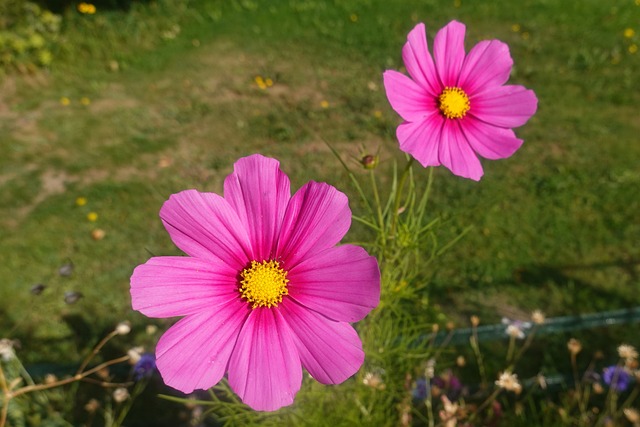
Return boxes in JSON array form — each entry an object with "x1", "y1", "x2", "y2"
[
  {"x1": 383, "y1": 70, "x2": 435, "y2": 122},
  {"x1": 160, "y1": 190, "x2": 252, "y2": 270},
  {"x1": 224, "y1": 155, "x2": 291, "y2": 261},
  {"x1": 276, "y1": 182, "x2": 351, "y2": 269},
  {"x1": 288, "y1": 245, "x2": 380, "y2": 322},
  {"x1": 438, "y1": 120, "x2": 484, "y2": 181},
  {"x1": 470, "y1": 85, "x2": 538, "y2": 128},
  {"x1": 396, "y1": 113, "x2": 444, "y2": 167},
  {"x1": 433, "y1": 20, "x2": 467, "y2": 87},
  {"x1": 155, "y1": 305, "x2": 249, "y2": 393},
  {"x1": 280, "y1": 300, "x2": 364, "y2": 384},
  {"x1": 130, "y1": 256, "x2": 239, "y2": 318},
  {"x1": 459, "y1": 40, "x2": 513, "y2": 95},
  {"x1": 461, "y1": 116, "x2": 524, "y2": 160},
  {"x1": 228, "y1": 308, "x2": 302, "y2": 411},
  {"x1": 402, "y1": 22, "x2": 441, "y2": 96}
]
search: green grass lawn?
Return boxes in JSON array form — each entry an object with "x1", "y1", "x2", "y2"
[
  {"x1": 1, "y1": 0, "x2": 639, "y2": 404},
  {"x1": 3, "y1": 0, "x2": 639, "y2": 355}
]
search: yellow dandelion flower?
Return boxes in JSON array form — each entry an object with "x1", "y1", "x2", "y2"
[
  {"x1": 80, "y1": 97, "x2": 91, "y2": 106},
  {"x1": 75, "y1": 197, "x2": 87, "y2": 206},
  {"x1": 373, "y1": 110, "x2": 383, "y2": 119},
  {"x1": 254, "y1": 76, "x2": 267, "y2": 90},
  {"x1": 624, "y1": 28, "x2": 635, "y2": 38},
  {"x1": 87, "y1": 212, "x2": 98, "y2": 222},
  {"x1": 78, "y1": 3, "x2": 97, "y2": 14},
  {"x1": 320, "y1": 100, "x2": 329, "y2": 108},
  {"x1": 636, "y1": 0, "x2": 640, "y2": 6},
  {"x1": 265, "y1": 78, "x2": 274, "y2": 87},
  {"x1": 511, "y1": 24, "x2": 521, "y2": 32},
  {"x1": 60, "y1": 97, "x2": 71, "y2": 106},
  {"x1": 630, "y1": 44, "x2": 638, "y2": 54},
  {"x1": 349, "y1": 14, "x2": 358, "y2": 22}
]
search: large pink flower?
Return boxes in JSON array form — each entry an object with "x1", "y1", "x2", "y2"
[
  {"x1": 130, "y1": 154, "x2": 380, "y2": 411},
  {"x1": 383, "y1": 21, "x2": 538, "y2": 180}
]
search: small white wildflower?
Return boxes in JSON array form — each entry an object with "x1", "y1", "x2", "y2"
[
  {"x1": 115, "y1": 321, "x2": 131, "y2": 335},
  {"x1": 531, "y1": 310, "x2": 546, "y2": 325},
  {"x1": 495, "y1": 371, "x2": 522, "y2": 394},
  {"x1": 536, "y1": 374, "x2": 547, "y2": 389},
  {"x1": 425, "y1": 359, "x2": 436, "y2": 379},
  {"x1": 439, "y1": 395, "x2": 459, "y2": 427},
  {"x1": 113, "y1": 387, "x2": 129, "y2": 403},
  {"x1": 362, "y1": 372, "x2": 386, "y2": 390},
  {"x1": 0, "y1": 339, "x2": 16, "y2": 361},
  {"x1": 618, "y1": 344, "x2": 638, "y2": 361},
  {"x1": 127, "y1": 346, "x2": 144, "y2": 364},
  {"x1": 502, "y1": 318, "x2": 531, "y2": 340}
]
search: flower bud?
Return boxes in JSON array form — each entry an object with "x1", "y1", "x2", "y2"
[
  {"x1": 113, "y1": 387, "x2": 129, "y2": 403},
  {"x1": 567, "y1": 338, "x2": 582, "y2": 355},
  {"x1": 360, "y1": 154, "x2": 378, "y2": 170},
  {"x1": 115, "y1": 321, "x2": 131, "y2": 335}
]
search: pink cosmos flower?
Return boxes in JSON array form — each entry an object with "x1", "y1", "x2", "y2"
[
  {"x1": 383, "y1": 21, "x2": 538, "y2": 180},
  {"x1": 130, "y1": 154, "x2": 380, "y2": 411}
]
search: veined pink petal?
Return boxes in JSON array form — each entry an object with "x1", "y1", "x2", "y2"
[
  {"x1": 438, "y1": 120, "x2": 484, "y2": 181},
  {"x1": 280, "y1": 300, "x2": 364, "y2": 385},
  {"x1": 228, "y1": 308, "x2": 302, "y2": 411},
  {"x1": 160, "y1": 190, "x2": 252, "y2": 270},
  {"x1": 131, "y1": 256, "x2": 239, "y2": 318},
  {"x1": 155, "y1": 306, "x2": 248, "y2": 393},
  {"x1": 397, "y1": 113, "x2": 444, "y2": 167},
  {"x1": 470, "y1": 85, "x2": 538, "y2": 128},
  {"x1": 433, "y1": 20, "x2": 466, "y2": 87},
  {"x1": 459, "y1": 40, "x2": 513, "y2": 95},
  {"x1": 276, "y1": 182, "x2": 351, "y2": 269},
  {"x1": 288, "y1": 245, "x2": 380, "y2": 323},
  {"x1": 224, "y1": 154, "x2": 291, "y2": 261},
  {"x1": 461, "y1": 116, "x2": 524, "y2": 160},
  {"x1": 383, "y1": 70, "x2": 435, "y2": 122},
  {"x1": 402, "y1": 22, "x2": 441, "y2": 96}
]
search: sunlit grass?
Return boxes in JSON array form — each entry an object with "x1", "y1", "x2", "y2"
[{"x1": 0, "y1": 1, "x2": 638, "y2": 424}]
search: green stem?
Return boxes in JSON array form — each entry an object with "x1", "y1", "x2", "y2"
[
  {"x1": 369, "y1": 169, "x2": 386, "y2": 249},
  {"x1": 0, "y1": 364, "x2": 9, "y2": 427},
  {"x1": 390, "y1": 157, "x2": 415, "y2": 238}
]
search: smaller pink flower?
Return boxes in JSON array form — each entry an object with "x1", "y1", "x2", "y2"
[
  {"x1": 383, "y1": 21, "x2": 538, "y2": 180},
  {"x1": 130, "y1": 154, "x2": 380, "y2": 411}
]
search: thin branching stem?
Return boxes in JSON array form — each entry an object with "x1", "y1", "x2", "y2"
[
  {"x1": 10, "y1": 355, "x2": 130, "y2": 399},
  {"x1": 76, "y1": 329, "x2": 119, "y2": 375}
]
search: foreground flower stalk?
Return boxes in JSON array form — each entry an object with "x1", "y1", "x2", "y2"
[
  {"x1": 130, "y1": 154, "x2": 381, "y2": 411},
  {"x1": 384, "y1": 21, "x2": 538, "y2": 180}
]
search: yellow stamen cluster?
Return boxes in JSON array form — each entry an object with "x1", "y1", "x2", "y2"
[
  {"x1": 239, "y1": 260, "x2": 289, "y2": 309},
  {"x1": 438, "y1": 86, "x2": 470, "y2": 119}
]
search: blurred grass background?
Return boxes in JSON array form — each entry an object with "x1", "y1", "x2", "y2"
[{"x1": 1, "y1": 0, "x2": 638, "y2": 374}]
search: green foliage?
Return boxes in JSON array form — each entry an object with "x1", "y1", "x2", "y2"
[
  {"x1": 0, "y1": 1, "x2": 61, "y2": 72},
  {"x1": 1, "y1": 0, "x2": 639, "y2": 425}
]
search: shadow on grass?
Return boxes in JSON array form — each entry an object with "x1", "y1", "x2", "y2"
[{"x1": 513, "y1": 257, "x2": 640, "y2": 311}]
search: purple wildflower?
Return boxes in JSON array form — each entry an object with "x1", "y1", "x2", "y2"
[
  {"x1": 133, "y1": 353, "x2": 157, "y2": 381},
  {"x1": 603, "y1": 365, "x2": 632, "y2": 392}
]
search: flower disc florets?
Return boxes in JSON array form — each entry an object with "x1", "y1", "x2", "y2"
[
  {"x1": 240, "y1": 260, "x2": 289, "y2": 308},
  {"x1": 438, "y1": 86, "x2": 470, "y2": 119}
]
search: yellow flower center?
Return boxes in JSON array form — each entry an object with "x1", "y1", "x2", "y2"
[
  {"x1": 438, "y1": 86, "x2": 470, "y2": 119},
  {"x1": 239, "y1": 260, "x2": 289, "y2": 309}
]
